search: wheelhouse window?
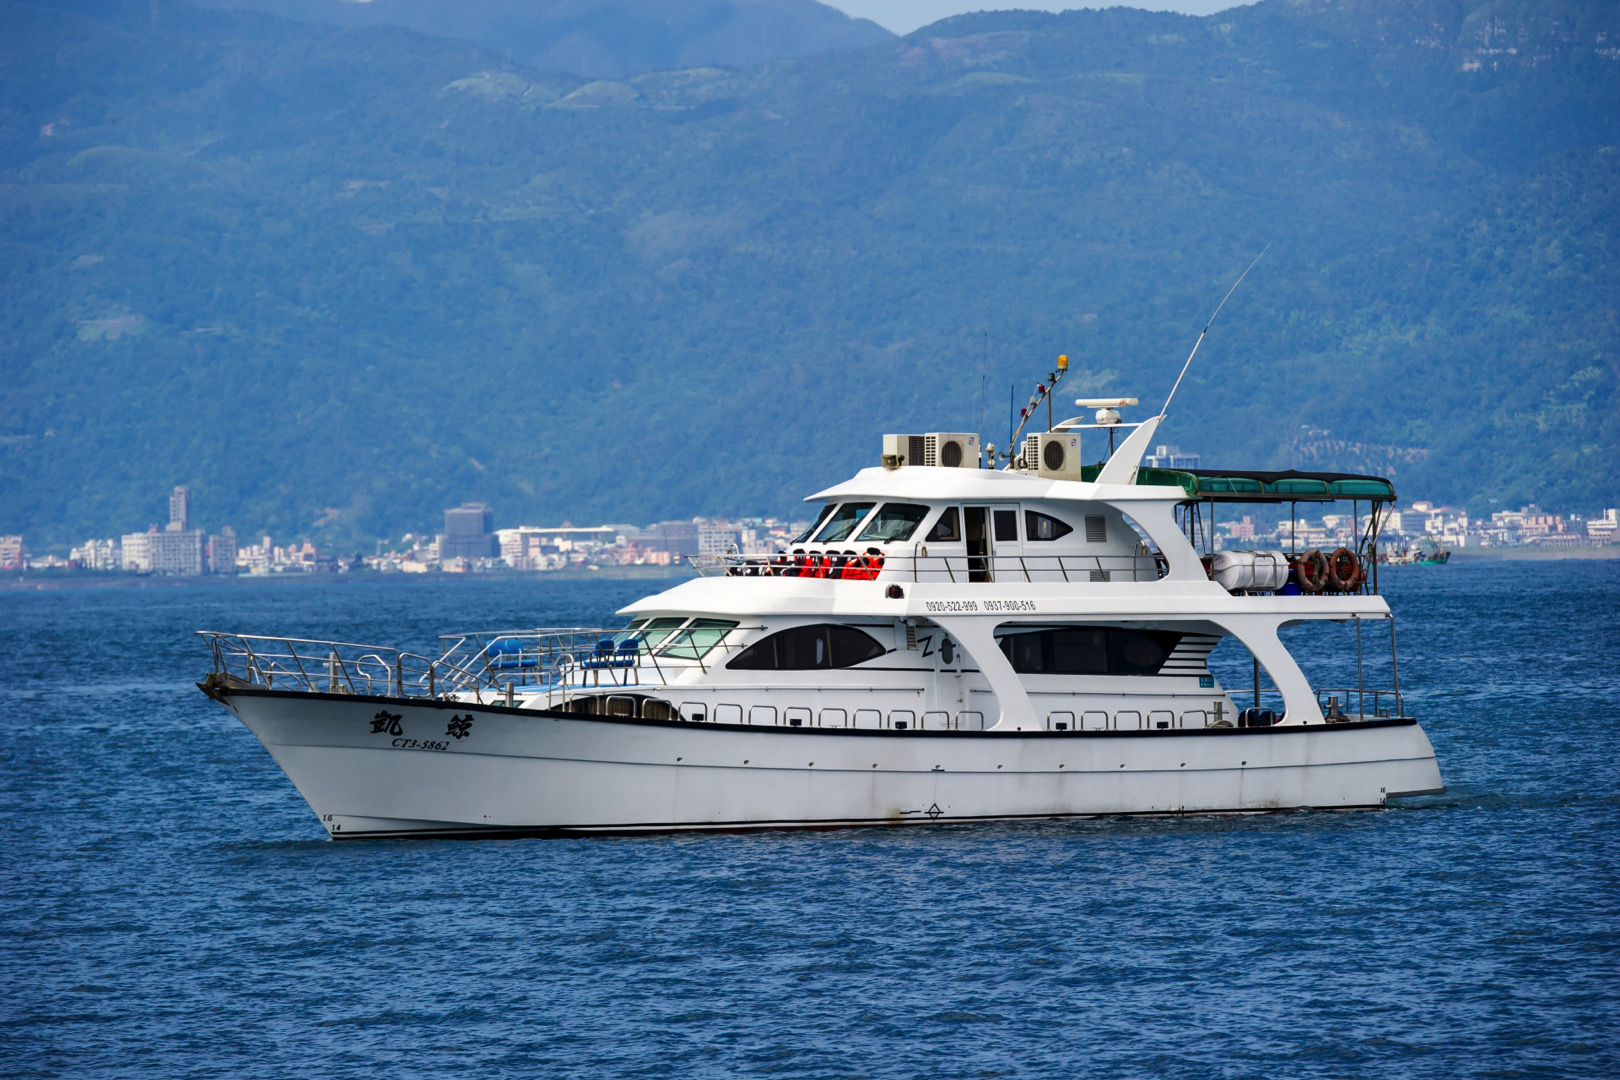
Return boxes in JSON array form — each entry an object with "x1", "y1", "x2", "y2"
[
  {"x1": 993, "y1": 509, "x2": 1019, "y2": 542},
  {"x1": 856, "y1": 503, "x2": 930, "y2": 543},
  {"x1": 998, "y1": 627, "x2": 1181, "y2": 676},
  {"x1": 1025, "y1": 510, "x2": 1074, "y2": 542},
  {"x1": 654, "y1": 619, "x2": 739, "y2": 659},
  {"x1": 813, "y1": 503, "x2": 876, "y2": 543},
  {"x1": 793, "y1": 504, "x2": 836, "y2": 544},
  {"x1": 926, "y1": 506, "x2": 961, "y2": 543},
  {"x1": 728, "y1": 624, "x2": 887, "y2": 670},
  {"x1": 636, "y1": 617, "x2": 686, "y2": 651}
]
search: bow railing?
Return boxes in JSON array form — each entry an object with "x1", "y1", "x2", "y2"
[{"x1": 199, "y1": 623, "x2": 759, "y2": 703}]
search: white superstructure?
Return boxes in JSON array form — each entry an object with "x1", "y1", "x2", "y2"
[{"x1": 199, "y1": 397, "x2": 1442, "y2": 838}]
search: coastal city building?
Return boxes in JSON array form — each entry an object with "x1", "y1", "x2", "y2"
[
  {"x1": 1143, "y1": 444, "x2": 1200, "y2": 470},
  {"x1": 441, "y1": 503, "x2": 498, "y2": 561},
  {"x1": 13, "y1": 491, "x2": 1620, "y2": 578}
]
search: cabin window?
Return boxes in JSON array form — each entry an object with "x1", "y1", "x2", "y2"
[
  {"x1": 793, "y1": 504, "x2": 836, "y2": 544},
  {"x1": 926, "y1": 507, "x2": 961, "y2": 543},
  {"x1": 993, "y1": 509, "x2": 1019, "y2": 542},
  {"x1": 655, "y1": 619, "x2": 739, "y2": 659},
  {"x1": 637, "y1": 617, "x2": 687, "y2": 650},
  {"x1": 856, "y1": 503, "x2": 930, "y2": 543},
  {"x1": 728, "y1": 624, "x2": 887, "y2": 670},
  {"x1": 997, "y1": 627, "x2": 1182, "y2": 676},
  {"x1": 813, "y1": 503, "x2": 876, "y2": 543},
  {"x1": 1025, "y1": 510, "x2": 1074, "y2": 542}
]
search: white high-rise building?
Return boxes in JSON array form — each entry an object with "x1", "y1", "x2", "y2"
[{"x1": 122, "y1": 530, "x2": 154, "y2": 572}]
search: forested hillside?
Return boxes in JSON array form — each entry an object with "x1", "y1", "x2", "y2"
[
  {"x1": 191, "y1": 0, "x2": 894, "y2": 78},
  {"x1": 2, "y1": 0, "x2": 1617, "y2": 547}
]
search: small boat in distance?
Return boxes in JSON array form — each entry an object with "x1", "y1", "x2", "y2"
[
  {"x1": 1381, "y1": 542, "x2": 1451, "y2": 565},
  {"x1": 197, "y1": 359, "x2": 1443, "y2": 838}
]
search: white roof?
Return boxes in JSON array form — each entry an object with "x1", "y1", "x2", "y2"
[{"x1": 805, "y1": 466, "x2": 1185, "y2": 504}]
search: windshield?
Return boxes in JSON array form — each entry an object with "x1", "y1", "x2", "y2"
[
  {"x1": 656, "y1": 618, "x2": 740, "y2": 660},
  {"x1": 636, "y1": 617, "x2": 686, "y2": 651},
  {"x1": 792, "y1": 504, "x2": 836, "y2": 545},
  {"x1": 812, "y1": 503, "x2": 875, "y2": 543},
  {"x1": 856, "y1": 503, "x2": 930, "y2": 543}
]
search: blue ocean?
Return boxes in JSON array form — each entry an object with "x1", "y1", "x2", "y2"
[{"x1": 2, "y1": 562, "x2": 1616, "y2": 1079}]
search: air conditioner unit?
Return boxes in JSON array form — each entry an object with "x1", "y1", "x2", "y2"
[
  {"x1": 1029, "y1": 431, "x2": 1085, "y2": 480},
  {"x1": 925, "y1": 432, "x2": 979, "y2": 469},
  {"x1": 881, "y1": 433, "x2": 926, "y2": 469}
]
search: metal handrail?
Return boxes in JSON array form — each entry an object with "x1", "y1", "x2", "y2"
[
  {"x1": 198, "y1": 623, "x2": 763, "y2": 700},
  {"x1": 1316, "y1": 687, "x2": 1409, "y2": 721},
  {"x1": 689, "y1": 550, "x2": 1163, "y2": 583}
]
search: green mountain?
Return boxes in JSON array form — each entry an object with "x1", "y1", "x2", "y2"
[
  {"x1": 2, "y1": 0, "x2": 1617, "y2": 548},
  {"x1": 190, "y1": 0, "x2": 895, "y2": 78}
]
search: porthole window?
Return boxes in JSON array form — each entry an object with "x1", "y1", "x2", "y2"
[{"x1": 1025, "y1": 510, "x2": 1074, "y2": 542}]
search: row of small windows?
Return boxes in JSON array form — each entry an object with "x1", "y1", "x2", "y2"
[{"x1": 795, "y1": 503, "x2": 1101, "y2": 546}]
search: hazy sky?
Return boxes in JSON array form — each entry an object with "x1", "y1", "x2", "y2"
[{"x1": 825, "y1": 0, "x2": 1254, "y2": 36}]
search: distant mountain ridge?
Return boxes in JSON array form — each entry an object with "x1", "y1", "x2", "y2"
[
  {"x1": 189, "y1": 0, "x2": 895, "y2": 77},
  {"x1": 1, "y1": 0, "x2": 1616, "y2": 546}
]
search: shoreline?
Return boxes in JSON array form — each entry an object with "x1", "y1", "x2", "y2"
[
  {"x1": 1445, "y1": 546, "x2": 1620, "y2": 562},
  {"x1": 0, "y1": 566, "x2": 699, "y2": 592}
]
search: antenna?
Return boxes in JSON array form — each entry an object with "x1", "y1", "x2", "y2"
[
  {"x1": 1159, "y1": 245, "x2": 1269, "y2": 421},
  {"x1": 979, "y1": 331, "x2": 987, "y2": 455}
]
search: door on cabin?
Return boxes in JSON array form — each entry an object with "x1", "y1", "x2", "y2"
[{"x1": 964, "y1": 506, "x2": 991, "y2": 582}]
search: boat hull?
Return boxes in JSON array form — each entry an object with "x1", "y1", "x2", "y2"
[{"x1": 217, "y1": 689, "x2": 1445, "y2": 838}]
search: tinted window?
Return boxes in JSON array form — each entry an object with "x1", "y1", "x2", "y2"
[
  {"x1": 1025, "y1": 510, "x2": 1074, "y2": 542},
  {"x1": 1002, "y1": 632, "x2": 1047, "y2": 673},
  {"x1": 993, "y1": 509, "x2": 1019, "y2": 542},
  {"x1": 776, "y1": 625, "x2": 826, "y2": 669},
  {"x1": 857, "y1": 503, "x2": 930, "y2": 543},
  {"x1": 926, "y1": 507, "x2": 961, "y2": 543},
  {"x1": 728, "y1": 624, "x2": 887, "y2": 670},
  {"x1": 793, "y1": 505, "x2": 836, "y2": 544},
  {"x1": 999, "y1": 628, "x2": 1181, "y2": 675},
  {"x1": 1050, "y1": 628, "x2": 1107, "y2": 673},
  {"x1": 813, "y1": 503, "x2": 875, "y2": 543},
  {"x1": 830, "y1": 626, "x2": 887, "y2": 667},
  {"x1": 1111, "y1": 630, "x2": 1175, "y2": 675}
]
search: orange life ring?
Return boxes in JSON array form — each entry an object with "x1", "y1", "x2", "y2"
[
  {"x1": 1295, "y1": 548, "x2": 1329, "y2": 593},
  {"x1": 1328, "y1": 547, "x2": 1361, "y2": 592}
]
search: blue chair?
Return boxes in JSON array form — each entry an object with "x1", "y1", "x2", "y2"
[
  {"x1": 581, "y1": 640, "x2": 616, "y2": 670},
  {"x1": 488, "y1": 638, "x2": 536, "y2": 671}
]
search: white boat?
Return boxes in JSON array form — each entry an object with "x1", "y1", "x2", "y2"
[{"x1": 199, "y1": 385, "x2": 1442, "y2": 838}]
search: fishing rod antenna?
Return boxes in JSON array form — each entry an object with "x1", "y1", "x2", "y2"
[{"x1": 1159, "y1": 245, "x2": 1269, "y2": 422}]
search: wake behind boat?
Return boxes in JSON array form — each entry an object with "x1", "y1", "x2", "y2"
[{"x1": 198, "y1": 360, "x2": 1443, "y2": 838}]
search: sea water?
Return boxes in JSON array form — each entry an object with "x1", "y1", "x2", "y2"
[{"x1": 1, "y1": 562, "x2": 1616, "y2": 1078}]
